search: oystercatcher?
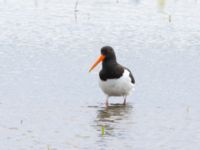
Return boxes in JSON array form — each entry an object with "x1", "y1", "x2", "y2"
[{"x1": 89, "y1": 46, "x2": 135, "y2": 107}]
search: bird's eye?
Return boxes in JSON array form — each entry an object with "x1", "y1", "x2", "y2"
[{"x1": 102, "y1": 50, "x2": 107, "y2": 55}]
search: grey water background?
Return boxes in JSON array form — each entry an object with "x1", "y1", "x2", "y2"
[{"x1": 0, "y1": 0, "x2": 200, "y2": 149}]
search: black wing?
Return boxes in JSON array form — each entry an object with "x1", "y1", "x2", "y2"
[{"x1": 125, "y1": 67, "x2": 135, "y2": 84}]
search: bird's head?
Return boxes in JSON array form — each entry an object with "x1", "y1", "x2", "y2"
[{"x1": 89, "y1": 46, "x2": 116, "y2": 72}]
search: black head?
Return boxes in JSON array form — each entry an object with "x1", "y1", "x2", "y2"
[
  {"x1": 101, "y1": 46, "x2": 116, "y2": 61},
  {"x1": 89, "y1": 46, "x2": 117, "y2": 72}
]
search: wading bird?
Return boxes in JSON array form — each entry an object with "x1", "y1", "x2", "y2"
[{"x1": 89, "y1": 46, "x2": 135, "y2": 107}]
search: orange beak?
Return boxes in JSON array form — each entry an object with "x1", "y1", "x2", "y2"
[{"x1": 89, "y1": 55, "x2": 105, "y2": 72}]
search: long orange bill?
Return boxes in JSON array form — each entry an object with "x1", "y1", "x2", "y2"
[{"x1": 89, "y1": 55, "x2": 105, "y2": 72}]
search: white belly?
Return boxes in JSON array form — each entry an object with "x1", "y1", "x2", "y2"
[{"x1": 99, "y1": 69, "x2": 134, "y2": 96}]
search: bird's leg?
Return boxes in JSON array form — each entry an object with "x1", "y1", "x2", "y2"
[
  {"x1": 105, "y1": 96, "x2": 109, "y2": 107},
  {"x1": 123, "y1": 96, "x2": 127, "y2": 105}
]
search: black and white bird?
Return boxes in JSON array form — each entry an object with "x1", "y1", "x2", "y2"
[{"x1": 89, "y1": 46, "x2": 135, "y2": 107}]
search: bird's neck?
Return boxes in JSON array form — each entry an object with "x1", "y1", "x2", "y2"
[{"x1": 102, "y1": 59, "x2": 118, "y2": 71}]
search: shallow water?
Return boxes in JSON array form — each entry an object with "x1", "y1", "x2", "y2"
[{"x1": 0, "y1": 0, "x2": 200, "y2": 149}]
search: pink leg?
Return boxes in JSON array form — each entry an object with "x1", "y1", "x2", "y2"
[
  {"x1": 105, "y1": 96, "x2": 109, "y2": 107},
  {"x1": 123, "y1": 96, "x2": 127, "y2": 105}
]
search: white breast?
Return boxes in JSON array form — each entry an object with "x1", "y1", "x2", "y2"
[{"x1": 99, "y1": 69, "x2": 135, "y2": 97}]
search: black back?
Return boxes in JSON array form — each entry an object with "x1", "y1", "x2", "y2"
[{"x1": 99, "y1": 46, "x2": 135, "y2": 84}]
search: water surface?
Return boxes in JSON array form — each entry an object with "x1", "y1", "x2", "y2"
[{"x1": 0, "y1": 0, "x2": 200, "y2": 149}]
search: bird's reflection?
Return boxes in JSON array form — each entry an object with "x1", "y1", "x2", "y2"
[{"x1": 95, "y1": 103, "x2": 133, "y2": 136}]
